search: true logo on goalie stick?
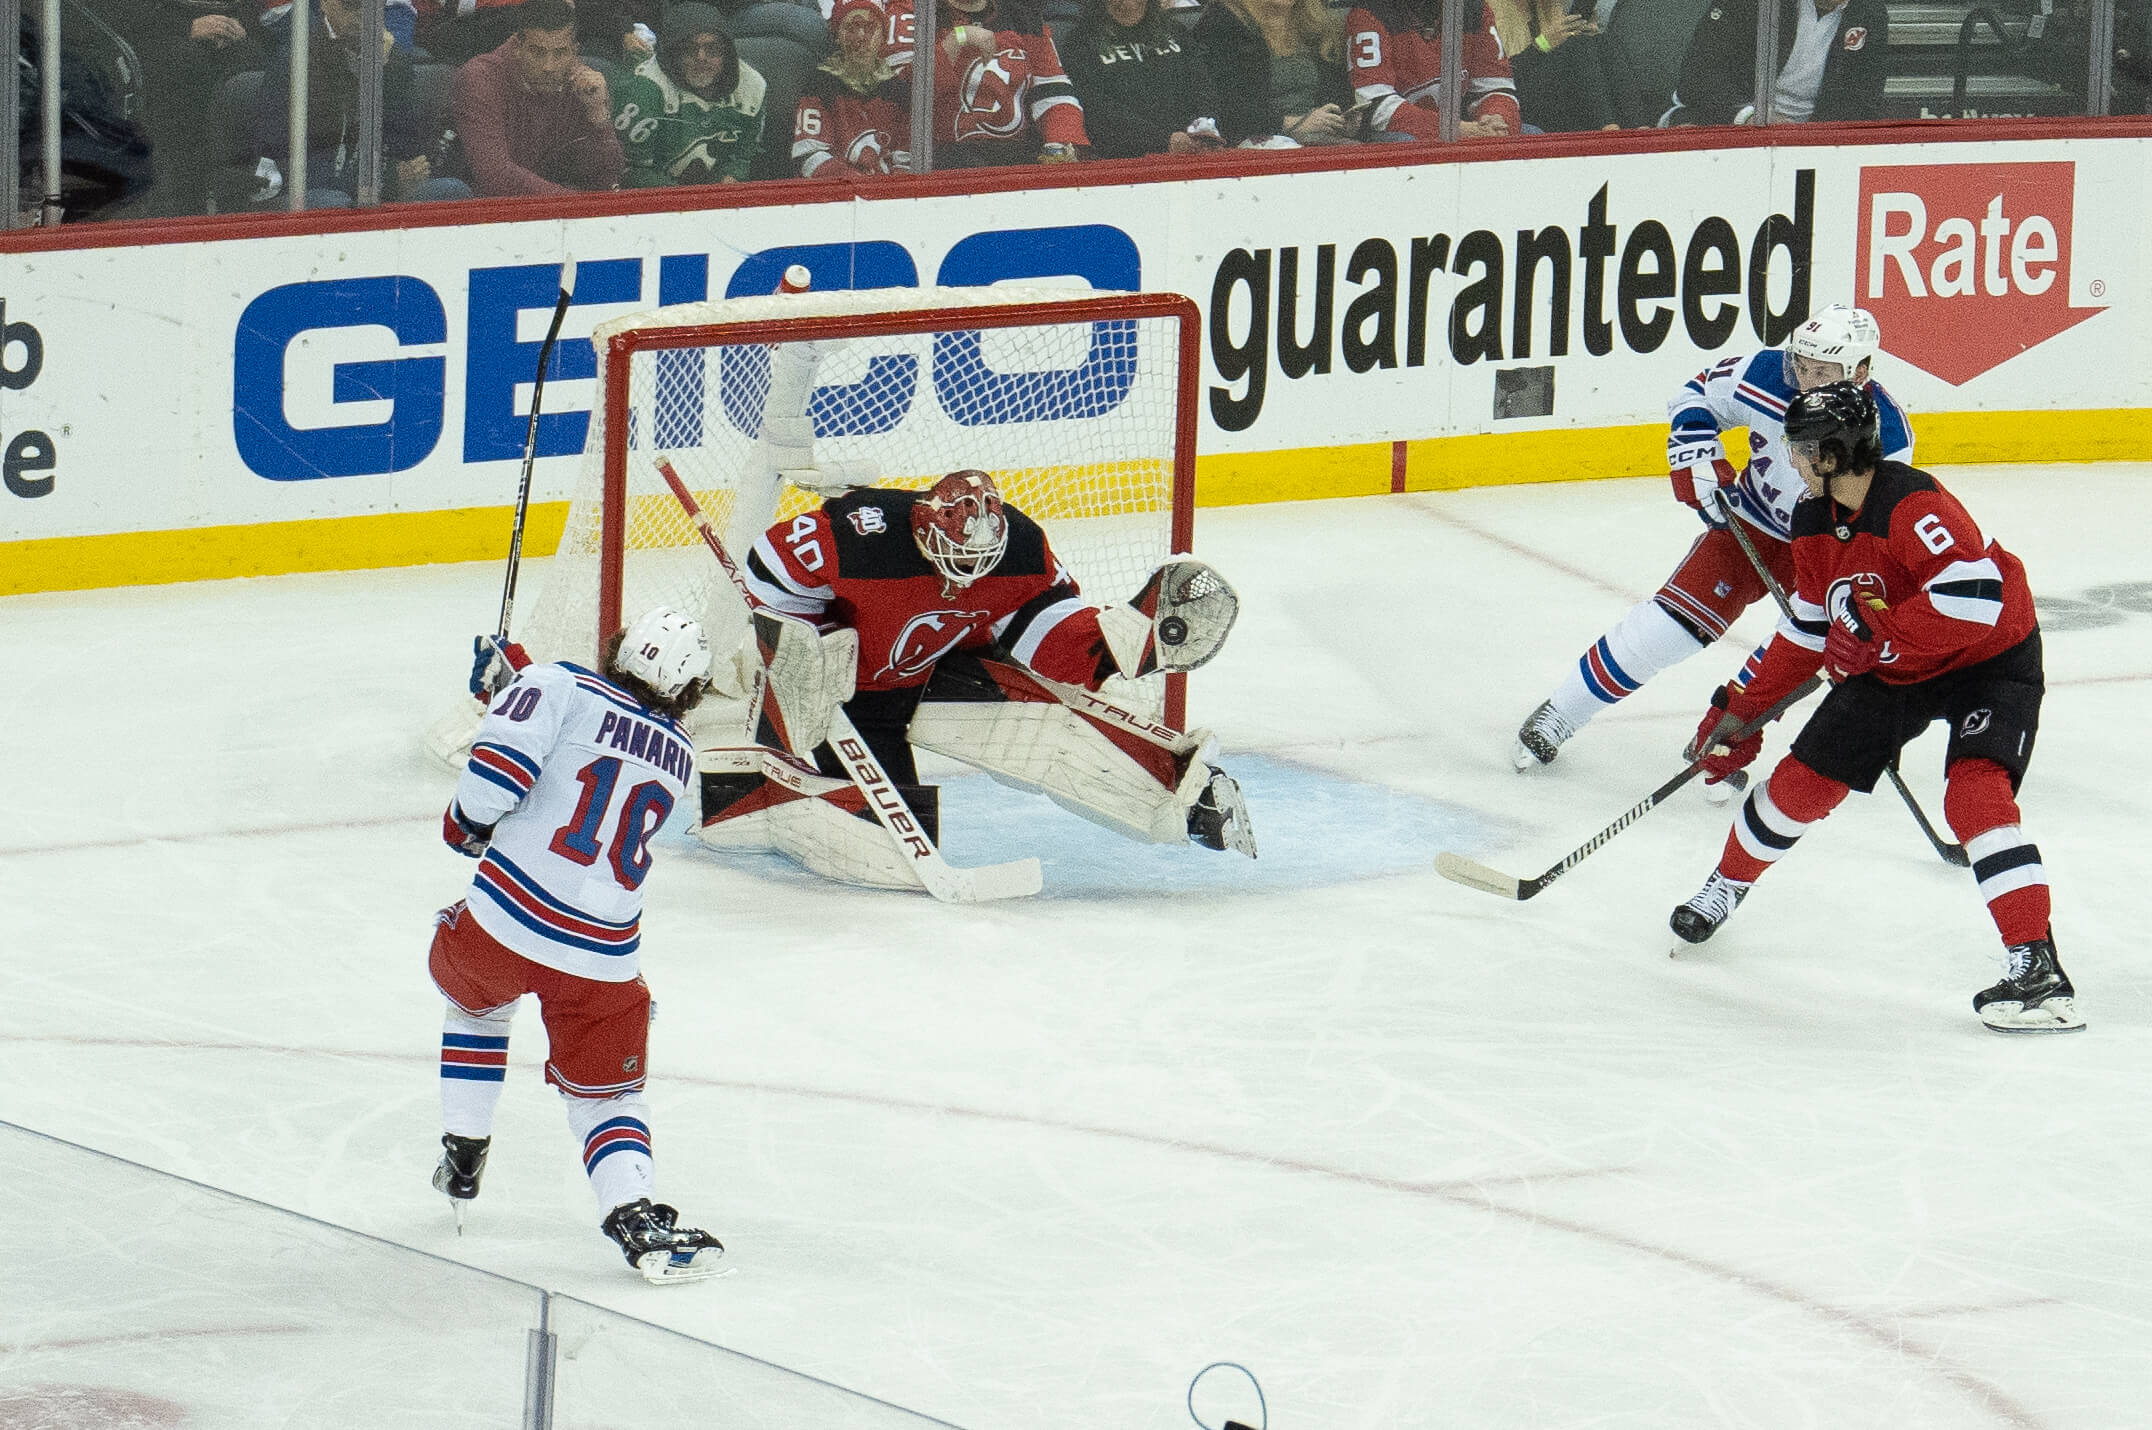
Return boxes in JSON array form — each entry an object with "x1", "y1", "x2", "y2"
[
  {"x1": 878, "y1": 609, "x2": 991, "y2": 681},
  {"x1": 848, "y1": 506, "x2": 888, "y2": 536}
]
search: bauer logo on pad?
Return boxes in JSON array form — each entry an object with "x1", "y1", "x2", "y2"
[{"x1": 1856, "y1": 162, "x2": 2106, "y2": 385}]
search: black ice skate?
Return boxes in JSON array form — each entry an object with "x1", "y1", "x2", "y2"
[
  {"x1": 1512, "y1": 700, "x2": 1575, "y2": 770},
  {"x1": 1669, "y1": 872, "x2": 1750, "y2": 945},
  {"x1": 431, "y1": 1133, "x2": 490, "y2": 1233},
  {"x1": 1973, "y1": 934, "x2": 2084, "y2": 1034},
  {"x1": 1187, "y1": 765, "x2": 1256, "y2": 857},
  {"x1": 601, "y1": 1198, "x2": 728, "y2": 1284}
]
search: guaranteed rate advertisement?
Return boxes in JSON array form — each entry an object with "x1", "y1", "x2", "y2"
[{"x1": 0, "y1": 131, "x2": 2144, "y2": 580}]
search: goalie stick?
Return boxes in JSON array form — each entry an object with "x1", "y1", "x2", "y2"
[
  {"x1": 1435, "y1": 675, "x2": 1824, "y2": 901},
  {"x1": 652, "y1": 455, "x2": 1043, "y2": 903},
  {"x1": 1711, "y1": 489, "x2": 1969, "y2": 868}
]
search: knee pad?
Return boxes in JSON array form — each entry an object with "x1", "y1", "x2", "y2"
[{"x1": 1766, "y1": 757, "x2": 1850, "y2": 825}]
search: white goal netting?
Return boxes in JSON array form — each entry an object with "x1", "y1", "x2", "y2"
[{"x1": 516, "y1": 286, "x2": 1198, "y2": 724}]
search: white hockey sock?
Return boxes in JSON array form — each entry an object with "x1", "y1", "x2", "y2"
[
  {"x1": 1549, "y1": 599, "x2": 1706, "y2": 730},
  {"x1": 563, "y1": 1091, "x2": 657, "y2": 1213},
  {"x1": 439, "y1": 1004, "x2": 514, "y2": 1139}
]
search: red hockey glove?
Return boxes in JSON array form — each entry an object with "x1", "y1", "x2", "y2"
[
  {"x1": 1824, "y1": 595, "x2": 1888, "y2": 680},
  {"x1": 1670, "y1": 457, "x2": 1739, "y2": 512},
  {"x1": 1687, "y1": 685, "x2": 1762, "y2": 780},
  {"x1": 470, "y1": 634, "x2": 532, "y2": 700},
  {"x1": 443, "y1": 802, "x2": 494, "y2": 858}
]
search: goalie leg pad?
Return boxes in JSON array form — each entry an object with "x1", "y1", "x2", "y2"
[
  {"x1": 697, "y1": 747, "x2": 937, "y2": 890},
  {"x1": 749, "y1": 614, "x2": 858, "y2": 759},
  {"x1": 909, "y1": 654, "x2": 1246, "y2": 848}
]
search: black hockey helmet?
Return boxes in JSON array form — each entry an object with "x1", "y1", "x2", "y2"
[{"x1": 1783, "y1": 380, "x2": 1882, "y2": 475}]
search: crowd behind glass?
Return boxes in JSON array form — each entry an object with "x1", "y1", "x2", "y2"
[{"x1": 5, "y1": 0, "x2": 2147, "y2": 223}]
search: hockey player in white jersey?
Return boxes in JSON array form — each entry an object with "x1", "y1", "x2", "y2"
[
  {"x1": 1510, "y1": 306, "x2": 1914, "y2": 783},
  {"x1": 429, "y1": 606, "x2": 728, "y2": 1284}
]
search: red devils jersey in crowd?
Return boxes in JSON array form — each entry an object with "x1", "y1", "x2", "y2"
[
  {"x1": 794, "y1": 65, "x2": 912, "y2": 178},
  {"x1": 1738, "y1": 461, "x2": 2037, "y2": 709},
  {"x1": 883, "y1": 0, "x2": 1088, "y2": 151},
  {"x1": 1346, "y1": 0, "x2": 1520, "y2": 138},
  {"x1": 743, "y1": 489, "x2": 1116, "y2": 693}
]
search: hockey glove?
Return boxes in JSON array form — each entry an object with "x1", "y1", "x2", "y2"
[
  {"x1": 1688, "y1": 685, "x2": 1762, "y2": 780},
  {"x1": 443, "y1": 802, "x2": 495, "y2": 858},
  {"x1": 1824, "y1": 595, "x2": 1888, "y2": 680},
  {"x1": 470, "y1": 634, "x2": 532, "y2": 700},
  {"x1": 1670, "y1": 457, "x2": 1740, "y2": 515}
]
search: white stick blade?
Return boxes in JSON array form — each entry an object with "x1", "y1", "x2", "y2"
[
  {"x1": 938, "y1": 857, "x2": 1044, "y2": 903},
  {"x1": 1434, "y1": 852, "x2": 1523, "y2": 900}
]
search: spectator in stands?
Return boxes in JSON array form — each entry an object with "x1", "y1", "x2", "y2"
[
  {"x1": 95, "y1": 0, "x2": 265, "y2": 214},
  {"x1": 451, "y1": 0, "x2": 626, "y2": 194},
  {"x1": 887, "y1": 0, "x2": 1089, "y2": 166},
  {"x1": 1060, "y1": 0, "x2": 1226, "y2": 157},
  {"x1": 612, "y1": 3, "x2": 767, "y2": 184},
  {"x1": 1194, "y1": 0, "x2": 1358, "y2": 146},
  {"x1": 1485, "y1": 0, "x2": 1620, "y2": 130},
  {"x1": 255, "y1": 0, "x2": 474, "y2": 204},
  {"x1": 793, "y1": 0, "x2": 911, "y2": 177},
  {"x1": 1346, "y1": 0, "x2": 1518, "y2": 139},
  {"x1": 1666, "y1": 0, "x2": 1887, "y2": 124}
]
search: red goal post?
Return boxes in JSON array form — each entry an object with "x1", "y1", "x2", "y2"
[{"x1": 517, "y1": 286, "x2": 1203, "y2": 728}]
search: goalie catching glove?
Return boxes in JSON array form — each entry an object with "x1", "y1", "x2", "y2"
[{"x1": 1096, "y1": 559, "x2": 1240, "y2": 679}]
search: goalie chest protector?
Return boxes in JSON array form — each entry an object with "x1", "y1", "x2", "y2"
[{"x1": 814, "y1": 489, "x2": 1071, "y2": 691}]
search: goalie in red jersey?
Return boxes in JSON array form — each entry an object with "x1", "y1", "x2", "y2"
[
  {"x1": 697, "y1": 469, "x2": 1255, "y2": 888},
  {"x1": 1669, "y1": 382, "x2": 2080, "y2": 1034}
]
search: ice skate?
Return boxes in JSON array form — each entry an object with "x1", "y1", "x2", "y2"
[
  {"x1": 1187, "y1": 765, "x2": 1256, "y2": 857},
  {"x1": 602, "y1": 1198, "x2": 729, "y2": 1284},
  {"x1": 1669, "y1": 871, "x2": 1749, "y2": 945},
  {"x1": 431, "y1": 1133, "x2": 490, "y2": 1232},
  {"x1": 1512, "y1": 700, "x2": 1575, "y2": 770},
  {"x1": 1974, "y1": 934, "x2": 2084, "y2": 1034}
]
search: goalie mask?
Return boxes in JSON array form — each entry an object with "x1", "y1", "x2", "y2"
[
  {"x1": 912, "y1": 470, "x2": 1008, "y2": 588},
  {"x1": 616, "y1": 605, "x2": 713, "y2": 700}
]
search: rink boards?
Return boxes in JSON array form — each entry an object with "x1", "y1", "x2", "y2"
[{"x1": 1, "y1": 124, "x2": 2148, "y2": 593}]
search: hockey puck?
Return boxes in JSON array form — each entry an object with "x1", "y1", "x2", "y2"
[{"x1": 1160, "y1": 616, "x2": 1188, "y2": 646}]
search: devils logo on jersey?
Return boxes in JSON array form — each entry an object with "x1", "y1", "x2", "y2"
[
  {"x1": 879, "y1": 609, "x2": 992, "y2": 680},
  {"x1": 1826, "y1": 572, "x2": 1897, "y2": 664},
  {"x1": 955, "y1": 53, "x2": 1026, "y2": 140}
]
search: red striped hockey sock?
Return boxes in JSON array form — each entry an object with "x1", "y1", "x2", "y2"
[
  {"x1": 1717, "y1": 757, "x2": 1848, "y2": 884},
  {"x1": 1945, "y1": 758, "x2": 2051, "y2": 946}
]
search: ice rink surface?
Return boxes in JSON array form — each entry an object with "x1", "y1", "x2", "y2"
[{"x1": 4, "y1": 465, "x2": 2150, "y2": 1429}]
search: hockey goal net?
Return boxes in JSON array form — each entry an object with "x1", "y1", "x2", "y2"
[{"x1": 516, "y1": 286, "x2": 1201, "y2": 726}]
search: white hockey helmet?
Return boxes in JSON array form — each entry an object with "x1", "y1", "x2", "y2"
[
  {"x1": 615, "y1": 605, "x2": 712, "y2": 699},
  {"x1": 1786, "y1": 305, "x2": 1881, "y2": 382}
]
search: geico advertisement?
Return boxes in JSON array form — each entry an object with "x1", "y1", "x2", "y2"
[{"x1": 0, "y1": 135, "x2": 2141, "y2": 544}]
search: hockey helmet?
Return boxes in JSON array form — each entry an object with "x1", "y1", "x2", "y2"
[
  {"x1": 1783, "y1": 381, "x2": 1883, "y2": 476},
  {"x1": 1786, "y1": 305, "x2": 1881, "y2": 385},
  {"x1": 616, "y1": 605, "x2": 713, "y2": 699},
  {"x1": 912, "y1": 470, "x2": 1008, "y2": 587}
]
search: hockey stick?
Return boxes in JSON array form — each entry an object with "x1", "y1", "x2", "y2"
[
  {"x1": 1435, "y1": 674, "x2": 1824, "y2": 901},
  {"x1": 652, "y1": 455, "x2": 1043, "y2": 903},
  {"x1": 493, "y1": 257, "x2": 579, "y2": 651},
  {"x1": 1711, "y1": 490, "x2": 1969, "y2": 867}
]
